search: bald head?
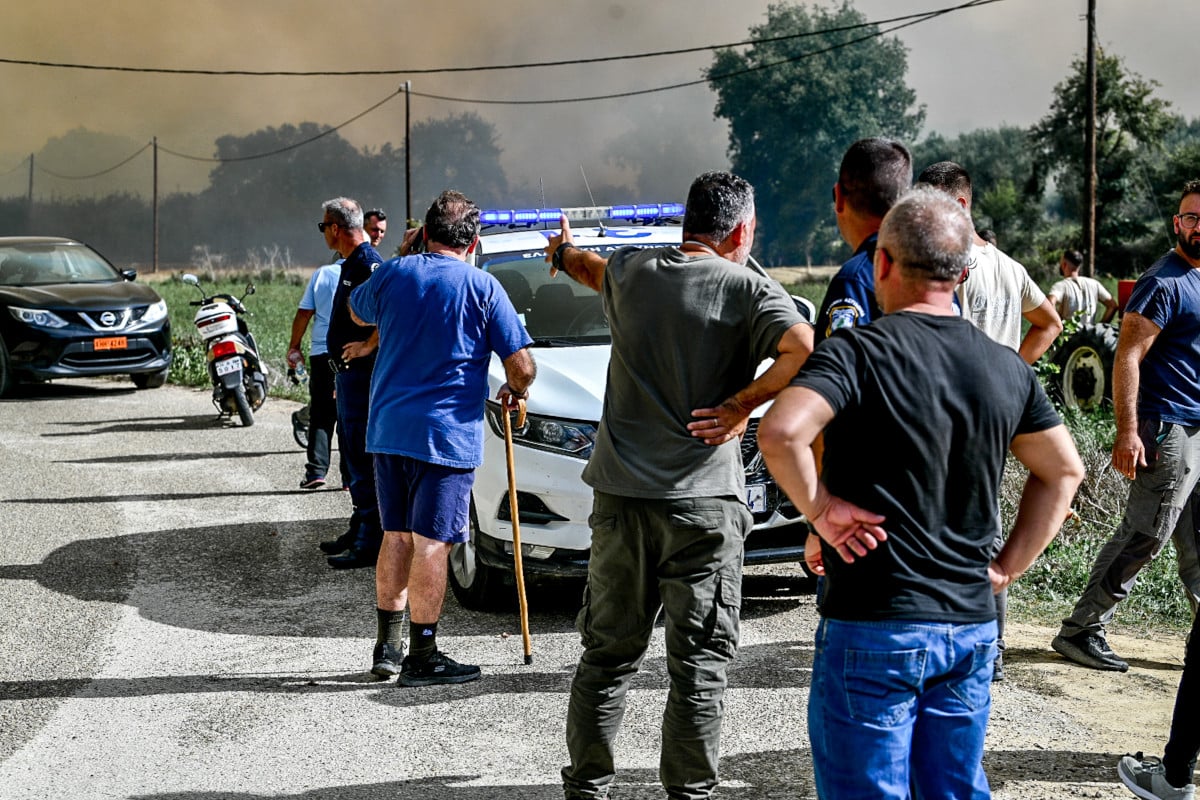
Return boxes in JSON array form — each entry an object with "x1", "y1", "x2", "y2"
[{"x1": 879, "y1": 186, "x2": 974, "y2": 284}]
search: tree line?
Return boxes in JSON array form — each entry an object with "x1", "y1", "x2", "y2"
[{"x1": 2, "y1": 1, "x2": 1198, "y2": 279}]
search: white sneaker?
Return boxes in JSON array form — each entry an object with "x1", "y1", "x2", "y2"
[{"x1": 1118, "y1": 753, "x2": 1196, "y2": 800}]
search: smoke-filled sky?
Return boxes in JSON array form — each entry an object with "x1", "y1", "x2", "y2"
[{"x1": 1, "y1": 0, "x2": 1195, "y2": 204}]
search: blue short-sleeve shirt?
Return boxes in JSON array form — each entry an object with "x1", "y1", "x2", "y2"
[
  {"x1": 350, "y1": 252, "x2": 533, "y2": 468},
  {"x1": 1126, "y1": 250, "x2": 1200, "y2": 426}
]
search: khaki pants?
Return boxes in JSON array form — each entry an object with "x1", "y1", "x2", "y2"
[{"x1": 562, "y1": 491, "x2": 751, "y2": 800}]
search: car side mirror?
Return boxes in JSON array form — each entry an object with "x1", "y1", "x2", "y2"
[{"x1": 120, "y1": 269, "x2": 138, "y2": 282}]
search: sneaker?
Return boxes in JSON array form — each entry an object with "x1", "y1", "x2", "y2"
[
  {"x1": 371, "y1": 642, "x2": 403, "y2": 678},
  {"x1": 398, "y1": 650, "x2": 481, "y2": 687},
  {"x1": 1051, "y1": 631, "x2": 1129, "y2": 672},
  {"x1": 299, "y1": 476, "x2": 326, "y2": 490},
  {"x1": 1118, "y1": 753, "x2": 1196, "y2": 800}
]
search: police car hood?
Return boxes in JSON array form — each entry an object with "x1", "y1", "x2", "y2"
[
  {"x1": 489, "y1": 345, "x2": 609, "y2": 422},
  {"x1": 488, "y1": 346, "x2": 774, "y2": 424}
]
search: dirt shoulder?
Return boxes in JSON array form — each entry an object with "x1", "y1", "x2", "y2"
[{"x1": 987, "y1": 621, "x2": 1187, "y2": 798}]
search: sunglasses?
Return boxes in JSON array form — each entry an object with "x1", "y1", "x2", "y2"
[{"x1": 317, "y1": 221, "x2": 336, "y2": 233}]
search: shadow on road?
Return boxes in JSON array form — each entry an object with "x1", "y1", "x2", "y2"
[{"x1": 117, "y1": 746, "x2": 1127, "y2": 799}]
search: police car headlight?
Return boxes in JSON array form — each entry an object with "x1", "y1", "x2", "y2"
[{"x1": 486, "y1": 402, "x2": 596, "y2": 459}]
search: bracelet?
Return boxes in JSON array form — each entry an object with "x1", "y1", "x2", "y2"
[{"x1": 552, "y1": 242, "x2": 576, "y2": 273}]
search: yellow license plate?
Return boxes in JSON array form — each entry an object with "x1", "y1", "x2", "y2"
[{"x1": 93, "y1": 337, "x2": 128, "y2": 351}]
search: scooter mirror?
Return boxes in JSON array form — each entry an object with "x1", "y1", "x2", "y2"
[
  {"x1": 244, "y1": 284, "x2": 256, "y2": 297},
  {"x1": 181, "y1": 273, "x2": 200, "y2": 286}
]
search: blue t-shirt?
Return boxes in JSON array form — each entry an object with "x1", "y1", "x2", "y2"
[
  {"x1": 298, "y1": 262, "x2": 342, "y2": 356},
  {"x1": 350, "y1": 252, "x2": 533, "y2": 468},
  {"x1": 815, "y1": 234, "x2": 880, "y2": 343},
  {"x1": 1126, "y1": 250, "x2": 1200, "y2": 426}
]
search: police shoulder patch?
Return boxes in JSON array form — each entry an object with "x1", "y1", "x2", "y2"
[{"x1": 826, "y1": 302, "x2": 863, "y2": 335}]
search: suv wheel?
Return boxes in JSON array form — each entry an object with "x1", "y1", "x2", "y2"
[
  {"x1": 0, "y1": 337, "x2": 11, "y2": 397},
  {"x1": 449, "y1": 500, "x2": 511, "y2": 610},
  {"x1": 131, "y1": 367, "x2": 169, "y2": 389}
]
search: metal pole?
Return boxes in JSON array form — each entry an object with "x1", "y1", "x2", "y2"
[
  {"x1": 152, "y1": 137, "x2": 159, "y2": 273},
  {"x1": 26, "y1": 153, "x2": 34, "y2": 233},
  {"x1": 1083, "y1": 0, "x2": 1097, "y2": 277},
  {"x1": 404, "y1": 80, "x2": 412, "y2": 225}
]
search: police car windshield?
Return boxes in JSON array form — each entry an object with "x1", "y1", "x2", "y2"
[{"x1": 482, "y1": 248, "x2": 610, "y2": 345}]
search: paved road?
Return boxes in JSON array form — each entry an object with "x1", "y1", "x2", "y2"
[
  {"x1": 0, "y1": 379, "x2": 824, "y2": 799},
  {"x1": 0, "y1": 378, "x2": 1166, "y2": 799}
]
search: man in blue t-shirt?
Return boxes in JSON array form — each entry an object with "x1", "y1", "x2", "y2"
[
  {"x1": 350, "y1": 190, "x2": 535, "y2": 686},
  {"x1": 287, "y1": 261, "x2": 344, "y2": 491},
  {"x1": 1054, "y1": 179, "x2": 1200, "y2": 673},
  {"x1": 813, "y1": 137, "x2": 912, "y2": 342},
  {"x1": 760, "y1": 187, "x2": 1083, "y2": 798}
]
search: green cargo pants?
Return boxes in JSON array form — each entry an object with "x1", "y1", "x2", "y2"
[{"x1": 562, "y1": 491, "x2": 752, "y2": 800}]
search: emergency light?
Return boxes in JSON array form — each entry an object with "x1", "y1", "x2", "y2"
[{"x1": 480, "y1": 203, "x2": 684, "y2": 228}]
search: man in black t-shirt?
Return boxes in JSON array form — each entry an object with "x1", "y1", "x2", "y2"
[{"x1": 760, "y1": 187, "x2": 1084, "y2": 798}]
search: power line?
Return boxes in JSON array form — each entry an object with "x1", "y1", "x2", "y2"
[
  {"x1": 1, "y1": 155, "x2": 30, "y2": 176},
  {"x1": 410, "y1": 5, "x2": 970, "y2": 107},
  {"x1": 36, "y1": 142, "x2": 151, "y2": 180},
  {"x1": 0, "y1": 0, "x2": 1002, "y2": 78},
  {"x1": 16, "y1": 0, "x2": 998, "y2": 176},
  {"x1": 158, "y1": 88, "x2": 403, "y2": 162}
]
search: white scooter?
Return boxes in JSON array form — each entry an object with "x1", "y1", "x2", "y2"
[{"x1": 181, "y1": 273, "x2": 268, "y2": 426}]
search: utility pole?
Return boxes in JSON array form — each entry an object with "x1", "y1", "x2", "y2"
[
  {"x1": 152, "y1": 137, "x2": 159, "y2": 273},
  {"x1": 26, "y1": 153, "x2": 34, "y2": 233},
  {"x1": 404, "y1": 80, "x2": 412, "y2": 225},
  {"x1": 1083, "y1": 0, "x2": 1097, "y2": 276}
]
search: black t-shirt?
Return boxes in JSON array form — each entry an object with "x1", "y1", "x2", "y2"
[
  {"x1": 326, "y1": 242, "x2": 382, "y2": 372},
  {"x1": 793, "y1": 311, "x2": 1060, "y2": 623}
]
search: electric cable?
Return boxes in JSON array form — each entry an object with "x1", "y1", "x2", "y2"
[
  {"x1": 0, "y1": 0, "x2": 1001, "y2": 78},
  {"x1": 35, "y1": 142, "x2": 151, "y2": 180}
]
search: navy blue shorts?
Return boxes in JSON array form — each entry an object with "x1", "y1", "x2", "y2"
[{"x1": 373, "y1": 453, "x2": 474, "y2": 543}]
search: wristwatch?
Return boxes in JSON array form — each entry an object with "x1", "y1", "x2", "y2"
[{"x1": 552, "y1": 242, "x2": 577, "y2": 273}]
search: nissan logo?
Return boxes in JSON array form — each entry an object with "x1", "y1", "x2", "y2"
[{"x1": 99, "y1": 311, "x2": 117, "y2": 326}]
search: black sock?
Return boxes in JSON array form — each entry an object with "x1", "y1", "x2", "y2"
[
  {"x1": 410, "y1": 620, "x2": 438, "y2": 660},
  {"x1": 376, "y1": 608, "x2": 406, "y2": 648}
]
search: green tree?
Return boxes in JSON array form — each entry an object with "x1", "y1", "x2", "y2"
[
  {"x1": 708, "y1": 1, "x2": 924, "y2": 265},
  {"x1": 912, "y1": 127, "x2": 1044, "y2": 262},
  {"x1": 1028, "y1": 50, "x2": 1174, "y2": 271}
]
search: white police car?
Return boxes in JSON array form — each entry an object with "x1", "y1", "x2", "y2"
[{"x1": 448, "y1": 204, "x2": 813, "y2": 609}]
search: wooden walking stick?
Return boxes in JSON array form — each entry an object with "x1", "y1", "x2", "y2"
[{"x1": 502, "y1": 397, "x2": 533, "y2": 665}]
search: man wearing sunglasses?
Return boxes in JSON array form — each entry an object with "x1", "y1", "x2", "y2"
[
  {"x1": 1054, "y1": 179, "x2": 1200, "y2": 675},
  {"x1": 319, "y1": 197, "x2": 386, "y2": 570}
]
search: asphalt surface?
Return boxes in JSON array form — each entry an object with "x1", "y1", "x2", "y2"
[
  {"x1": 0, "y1": 378, "x2": 823, "y2": 799},
  {"x1": 1, "y1": 377, "x2": 1168, "y2": 800}
]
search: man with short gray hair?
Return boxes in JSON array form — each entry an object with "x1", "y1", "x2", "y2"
[
  {"x1": 320, "y1": 196, "x2": 385, "y2": 570},
  {"x1": 760, "y1": 187, "x2": 1083, "y2": 798},
  {"x1": 545, "y1": 170, "x2": 815, "y2": 799}
]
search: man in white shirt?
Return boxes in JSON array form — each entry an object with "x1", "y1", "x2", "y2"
[
  {"x1": 1048, "y1": 249, "x2": 1118, "y2": 324},
  {"x1": 917, "y1": 161, "x2": 1062, "y2": 365}
]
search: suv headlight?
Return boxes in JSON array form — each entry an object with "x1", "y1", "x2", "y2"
[
  {"x1": 9, "y1": 306, "x2": 69, "y2": 329},
  {"x1": 486, "y1": 401, "x2": 596, "y2": 459},
  {"x1": 138, "y1": 299, "x2": 168, "y2": 325}
]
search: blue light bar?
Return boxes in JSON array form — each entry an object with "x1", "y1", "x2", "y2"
[
  {"x1": 478, "y1": 203, "x2": 685, "y2": 227},
  {"x1": 480, "y1": 209, "x2": 513, "y2": 225}
]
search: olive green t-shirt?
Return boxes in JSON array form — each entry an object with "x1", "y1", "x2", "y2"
[{"x1": 582, "y1": 246, "x2": 804, "y2": 499}]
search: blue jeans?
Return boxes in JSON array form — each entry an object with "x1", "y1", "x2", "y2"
[{"x1": 808, "y1": 617, "x2": 998, "y2": 800}]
